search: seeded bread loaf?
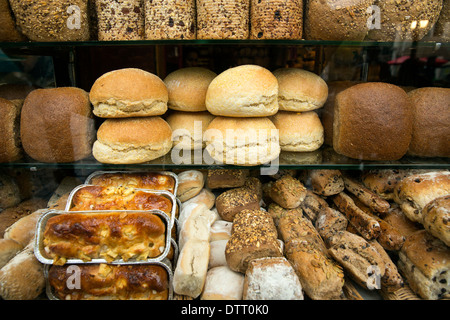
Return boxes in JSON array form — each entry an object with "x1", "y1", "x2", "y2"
[
  {"x1": 206, "y1": 169, "x2": 249, "y2": 189},
  {"x1": 0, "y1": 0, "x2": 26, "y2": 41},
  {"x1": 197, "y1": 0, "x2": 250, "y2": 39},
  {"x1": 269, "y1": 175, "x2": 307, "y2": 209},
  {"x1": 145, "y1": 0, "x2": 196, "y2": 40},
  {"x1": 250, "y1": 0, "x2": 303, "y2": 40},
  {"x1": 225, "y1": 209, "x2": 282, "y2": 273},
  {"x1": 9, "y1": 0, "x2": 90, "y2": 41},
  {"x1": 96, "y1": 0, "x2": 145, "y2": 40},
  {"x1": 215, "y1": 187, "x2": 260, "y2": 222}
]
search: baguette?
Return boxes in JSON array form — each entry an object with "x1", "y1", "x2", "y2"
[
  {"x1": 343, "y1": 175, "x2": 390, "y2": 214},
  {"x1": 299, "y1": 190, "x2": 329, "y2": 222},
  {"x1": 327, "y1": 231, "x2": 386, "y2": 289},
  {"x1": 332, "y1": 192, "x2": 381, "y2": 240},
  {"x1": 369, "y1": 240, "x2": 404, "y2": 293},
  {"x1": 309, "y1": 169, "x2": 344, "y2": 196}
]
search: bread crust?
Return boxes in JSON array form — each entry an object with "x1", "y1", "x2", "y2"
[{"x1": 333, "y1": 82, "x2": 412, "y2": 161}]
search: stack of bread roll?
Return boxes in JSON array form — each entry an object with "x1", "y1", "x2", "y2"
[
  {"x1": 270, "y1": 68, "x2": 328, "y2": 155},
  {"x1": 164, "y1": 67, "x2": 217, "y2": 152},
  {"x1": 89, "y1": 68, "x2": 173, "y2": 164},
  {"x1": 204, "y1": 64, "x2": 281, "y2": 166}
]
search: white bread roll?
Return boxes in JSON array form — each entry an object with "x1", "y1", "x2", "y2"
[
  {"x1": 201, "y1": 266, "x2": 244, "y2": 300},
  {"x1": 166, "y1": 111, "x2": 215, "y2": 150},
  {"x1": 273, "y1": 68, "x2": 328, "y2": 112},
  {"x1": 208, "y1": 239, "x2": 228, "y2": 269},
  {"x1": 271, "y1": 111, "x2": 324, "y2": 152},
  {"x1": 164, "y1": 67, "x2": 217, "y2": 112},
  {"x1": 177, "y1": 170, "x2": 205, "y2": 202},
  {"x1": 204, "y1": 116, "x2": 280, "y2": 166},
  {"x1": 178, "y1": 203, "x2": 218, "y2": 249},
  {"x1": 210, "y1": 220, "x2": 233, "y2": 242},
  {"x1": 173, "y1": 239, "x2": 210, "y2": 298},
  {"x1": 243, "y1": 257, "x2": 304, "y2": 300},
  {"x1": 89, "y1": 68, "x2": 168, "y2": 118},
  {"x1": 92, "y1": 117, "x2": 173, "y2": 164},
  {"x1": 205, "y1": 65, "x2": 278, "y2": 117},
  {"x1": 181, "y1": 189, "x2": 216, "y2": 210}
]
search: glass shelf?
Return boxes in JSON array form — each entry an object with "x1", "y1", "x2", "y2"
[
  {"x1": 1, "y1": 149, "x2": 448, "y2": 172},
  {"x1": 0, "y1": 39, "x2": 448, "y2": 49}
]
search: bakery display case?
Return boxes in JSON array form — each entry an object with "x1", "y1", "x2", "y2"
[{"x1": 0, "y1": 0, "x2": 449, "y2": 303}]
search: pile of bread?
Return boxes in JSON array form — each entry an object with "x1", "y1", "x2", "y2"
[
  {"x1": 173, "y1": 168, "x2": 450, "y2": 300},
  {"x1": 0, "y1": 167, "x2": 449, "y2": 300},
  {"x1": 1, "y1": 65, "x2": 449, "y2": 166},
  {"x1": 1, "y1": 0, "x2": 449, "y2": 42}
]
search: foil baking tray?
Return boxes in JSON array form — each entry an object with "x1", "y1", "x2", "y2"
[
  {"x1": 64, "y1": 184, "x2": 178, "y2": 230},
  {"x1": 44, "y1": 258, "x2": 174, "y2": 300},
  {"x1": 84, "y1": 170, "x2": 179, "y2": 197},
  {"x1": 34, "y1": 209, "x2": 172, "y2": 265}
]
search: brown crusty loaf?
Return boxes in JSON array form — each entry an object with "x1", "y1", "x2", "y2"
[
  {"x1": 95, "y1": 0, "x2": 144, "y2": 40},
  {"x1": 0, "y1": 242, "x2": 45, "y2": 300},
  {"x1": 284, "y1": 239, "x2": 345, "y2": 300},
  {"x1": 333, "y1": 82, "x2": 413, "y2": 161},
  {"x1": 269, "y1": 174, "x2": 307, "y2": 209},
  {"x1": 225, "y1": 209, "x2": 282, "y2": 273},
  {"x1": 4, "y1": 209, "x2": 45, "y2": 247},
  {"x1": 305, "y1": 0, "x2": 374, "y2": 41},
  {"x1": 249, "y1": 0, "x2": 303, "y2": 40},
  {"x1": 243, "y1": 257, "x2": 304, "y2": 300},
  {"x1": 407, "y1": 87, "x2": 450, "y2": 158},
  {"x1": 9, "y1": 0, "x2": 90, "y2": 41},
  {"x1": 397, "y1": 230, "x2": 450, "y2": 300},
  {"x1": 382, "y1": 204, "x2": 423, "y2": 239},
  {"x1": 20, "y1": 87, "x2": 95, "y2": 163},
  {"x1": 434, "y1": 0, "x2": 450, "y2": 41},
  {"x1": 48, "y1": 263, "x2": 170, "y2": 300},
  {"x1": 321, "y1": 81, "x2": 359, "y2": 146},
  {"x1": 0, "y1": 0, "x2": 26, "y2": 41},
  {"x1": 309, "y1": 169, "x2": 344, "y2": 196},
  {"x1": 422, "y1": 195, "x2": 450, "y2": 247},
  {"x1": 144, "y1": 0, "x2": 196, "y2": 40},
  {"x1": 367, "y1": 0, "x2": 444, "y2": 42},
  {"x1": 206, "y1": 169, "x2": 249, "y2": 189},
  {"x1": 0, "y1": 99, "x2": 23, "y2": 163},
  {"x1": 393, "y1": 171, "x2": 450, "y2": 224},
  {"x1": 215, "y1": 187, "x2": 260, "y2": 222}
]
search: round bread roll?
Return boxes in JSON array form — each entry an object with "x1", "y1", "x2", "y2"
[
  {"x1": 0, "y1": 99, "x2": 23, "y2": 162},
  {"x1": 366, "y1": 0, "x2": 444, "y2": 42},
  {"x1": 89, "y1": 68, "x2": 168, "y2": 118},
  {"x1": 271, "y1": 111, "x2": 324, "y2": 152},
  {"x1": 305, "y1": 0, "x2": 374, "y2": 41},
  {"x1": 333, "y1": 82, "x2": 413, "y2": 161},
  {"x1": 273, "y1": 68, "x2": 328, "y2": 112},
  {"x1": 204, "y1": 117, "x2": 280, "y2": 166},
  {"x1": 205, "y1": 65, "x2": 279, "y2": 117},
  {"x1": 92, "y1": 117, "x2": 173, "y2": 164},
  {"x1": 407, "y1": 87, "x2": 450, "y2": 158},
  {"x1": 166, "y1": 111, "x2": 215, "y2": 150},
  {"x1": 20, "y1": 87, "x2": 95, "y2": 163},
  {"x1": 164, "y1": 67, "x2": 217, "y2": 112}
]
